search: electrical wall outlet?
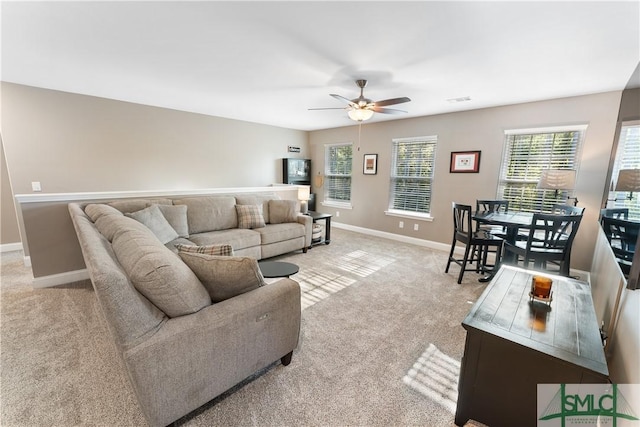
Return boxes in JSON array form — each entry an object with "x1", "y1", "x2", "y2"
[
  {"x1": 399, "y1": 221, "x2": 404, "y2": 228},
  {"x1": 414, "y1": 224, "x2": 419, "y2": 231},
  {"x1": 335, "y1": 211, "x2": 340, "y2": 217},
  {"x1": 31, "y1": 181, "x2": 42, "y2": 192}
]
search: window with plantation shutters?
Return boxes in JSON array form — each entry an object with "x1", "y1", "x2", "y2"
[
  {"x1": 324, "y1": 143, "x2": 352, "y2": 205},
  {"x1": 498, "y1": 126, "x2": 586, "y2": 213},
  {"x1": 388, "y1": 136, "x2": 437, "y2": 216},
  {"x1": 609, "y1": 122, "x2": 640, "y2": 219}
]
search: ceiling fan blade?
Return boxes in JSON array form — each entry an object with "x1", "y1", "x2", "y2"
[
  {"x1": 372, "y1": 107, "x2": 408, "y2": 114},
  {"x1": 308, "y1": 107, "x2": 347, "y2": 110},
  {"x1": 373, "y1": 97, "x2": 411, "y2": 107},
  {"x1": 330, "y1": 94, "x2": 358, "y2": 107}
]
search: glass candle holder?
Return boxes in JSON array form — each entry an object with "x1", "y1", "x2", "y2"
[{"x1": 531, "y1": 276, "x2": 553, "y2": 299}]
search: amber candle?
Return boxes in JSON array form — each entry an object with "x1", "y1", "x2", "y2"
[{"x1": 532, "y1": 276, "x2": 553, "y2": 299}]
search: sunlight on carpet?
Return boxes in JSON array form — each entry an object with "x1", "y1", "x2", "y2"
[
  {"x1": 336, "y1": 250, "x2": 396, "y2": 277},
  {"x1": 295, "y1": 268, "x2": 357, "y2": 310},
  {"x1": 403, "y1": 343, "x2": 461, "y2": 415}
]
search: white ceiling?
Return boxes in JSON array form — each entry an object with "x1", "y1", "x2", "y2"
[{"x1": 2, "y1": 1, "x2": 639, "y2": 131}]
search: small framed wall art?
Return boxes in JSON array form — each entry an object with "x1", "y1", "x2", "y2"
[
  {"x1": 450, "y1": 151, "x2": 481, "y2": 173},
  {"x1": 363, "y1": 154, "x2": 378, "y2": 175}
]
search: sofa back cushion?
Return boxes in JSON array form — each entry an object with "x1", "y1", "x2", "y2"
[
  {"x1": 96, "y1": 214, "x2": 211, "y2": 317},
  {"x1": 107, "y1": 198, "x2": 173, "y2": 214},
  {"x1": 269, "y1": 199, "x2": 299, "y2": 224},
  {"x1": 173, "y1": 196, "x2": 238, "y2": 234}
]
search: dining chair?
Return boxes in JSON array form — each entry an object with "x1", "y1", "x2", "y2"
[
  {"x1": 600, "y1": 208, "x2": 629, "y2": 221},
  {"x1": 601, "y1": 216, "x2": 639, "y2": 276},
  {"x1": 446, "y1": 203, "x2": 504, "y2": 284},
  {"x1": 503, "y1": 213, "x2": 582, "y2": 277},
  {"x1": 475, "y1": 200, "x2": 509, "y2": 237},
  {"x1": 600, "y1": 208, "x2": 629, "y2": 245},
  {"x1": 552, "y1": 204, "x2": 585, "y2": 216}
]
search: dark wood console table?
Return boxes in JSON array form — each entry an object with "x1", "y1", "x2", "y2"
[{"x1": 454, "y1": 265, "x2": 609, "y2": 427}]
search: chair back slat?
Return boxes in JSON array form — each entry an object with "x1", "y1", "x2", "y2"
[
  {"x1": 453, "y1": 203, "x2": 473, "y2": 237},
  {"x1": 476, "y1": 200, "x2": 509, "y2": 213},
  {"x1": 552, "y1": 204, "x2": 585, "y2": 216}
]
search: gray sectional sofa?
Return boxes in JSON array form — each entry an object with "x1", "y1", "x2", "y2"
[{"x1": 68, "y1": 193, "x2": 308, "y2": 426}]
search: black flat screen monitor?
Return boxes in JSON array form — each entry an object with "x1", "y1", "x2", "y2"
[{"x1": 283, "y1": 158, "x2": 311, "y2": 185}]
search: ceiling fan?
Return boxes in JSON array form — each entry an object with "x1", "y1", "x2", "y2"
[{"x1": 310, "y1": 79, "x2": 411, "y2": 122}]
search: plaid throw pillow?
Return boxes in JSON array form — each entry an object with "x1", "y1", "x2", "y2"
[
  {"x1": 235, "y1": 204, "x2": 266, "y2": 229},
  {"x1": 175, "y1": 243, "x2": 234, "y2": 257}
]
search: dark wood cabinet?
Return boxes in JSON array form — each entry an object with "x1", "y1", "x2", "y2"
[{"x1": 455, "y1": 265, "x2": 609, "y2": 427}]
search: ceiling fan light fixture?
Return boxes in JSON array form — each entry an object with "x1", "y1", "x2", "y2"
[{"x1": 348, "y1": 108, "x2": 374, "y2": 122}]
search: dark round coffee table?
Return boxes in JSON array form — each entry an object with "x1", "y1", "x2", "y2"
[{"x1": 258, "y1": 261, "x2": 299, "y2": 278}]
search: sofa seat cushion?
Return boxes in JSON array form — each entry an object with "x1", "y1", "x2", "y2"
[
  {"x1": 173, "y1": 196, "x2": 237, "y2": 234},
  {"x1": 178, "y1": 253, "x2": 266, "y2": 303},
  {"x1": 101, "y1": 215, "x2": 211, "y2": 318},
  {"x1": 257, "y1": 223, "x2": 305, "y2": 245},
  {"x1": 188, "y1": 229, "x2": 261, "y2": 251}
]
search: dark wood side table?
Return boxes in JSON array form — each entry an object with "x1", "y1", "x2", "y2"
[
  {"x1": 258, "y1": 261, "x2": 299, "y2": 278},
  {"x1": 307, "y1": 211, "x2": 331, "y2": 246},
  {"x1": 454, "y1": 265, "x2": 609, "y2": 427}
]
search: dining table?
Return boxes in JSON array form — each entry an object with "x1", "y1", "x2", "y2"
[{"x1": 472, "y1": 210, "x2": 535, "y2": 282}]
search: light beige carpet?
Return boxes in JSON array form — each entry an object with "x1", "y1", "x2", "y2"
[{"x1": 1, "y1": 228, "x2": 489, "y2": 426}]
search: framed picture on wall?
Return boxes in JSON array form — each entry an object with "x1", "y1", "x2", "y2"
[
  {"x1": 450, "y1": 151, "x2": 481, "y2": 173},
  {"x1": 363, "y1": 154, "x2": 378, "y2": 175}
]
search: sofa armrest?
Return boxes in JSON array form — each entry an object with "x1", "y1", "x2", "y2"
[
  {"x1": 297, "y1": 213, "x2": 313, "y2": 248},
  {"x1": 121, "y1": 278, "x2": 301, "y2": 427}
]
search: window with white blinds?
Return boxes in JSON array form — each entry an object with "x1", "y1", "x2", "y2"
[
  {"x1": 609, "y1": 122, "x2": 640, "y2": 219},
  {"x1": 324, "y1": 143, "x2": 352, "y2": 204},
  {"x1": 497, "y1": 126, "x2": 585, "y2": 213},
  {"x1": 388, "y1": 136, "x2": 437, "y2": 216}
]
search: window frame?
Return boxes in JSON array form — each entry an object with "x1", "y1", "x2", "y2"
[
  {"x1": 497, "y1": 125, "x2": 587, "y2": 213},
  {"x1": 322, "y1": 142, "x2": 353, "y2": 209},
  {"x1": 385, "y1": 135, "x2": 438, "y2": 220},
  {"x1": 607, "y1": 120, "x2": 640, "y2": 220}
]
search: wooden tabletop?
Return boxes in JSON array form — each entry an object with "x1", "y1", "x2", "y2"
[{"x1": 463, "y1": 265, "x2": 609, "y2": 378}]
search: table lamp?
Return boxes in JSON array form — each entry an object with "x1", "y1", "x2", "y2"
[
  {"x1": 537, "y1": 169, "x2": 578, "y2": 206},
  {"x1": 298, "y1": 185, "x2": 311, "y2": 214},
  {"x1": 614, "y1": 169, "x2": 640, "y2": 200}
]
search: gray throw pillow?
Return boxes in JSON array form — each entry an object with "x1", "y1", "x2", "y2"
[
  {"x1": 125, "y1": 205, "x2": 179, "y2": 244},
  {"x1": 178, "y1": 253, "x2": 266, "y2": 303},
  {"x1": 157, "y1": 204, "x2": 189, "y2": 238},
  {"x1": 268, "y1": 199, "x2": 299, "y2": 224}
]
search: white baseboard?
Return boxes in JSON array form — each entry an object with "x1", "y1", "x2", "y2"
[
  {"x1": 32, "y1": 269, "x2": 90, "y2": 288},
  {"x1": 0, "y1": 242, "x2": 23, "y2": 253},
  {"x1": 332, "y1": 221, "x2": 452, "y2": 253}
]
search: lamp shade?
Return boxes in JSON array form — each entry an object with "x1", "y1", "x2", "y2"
[
  {"x1": 614, "y1": 169, "x2": 640, "y2": 192},
  {"x1": 537, "y1": 169, "x2": 576, "y2": 190},
  {"x1": 297, "y1": 185, "x2": 311, "y2": 201},
  {"x1": 348, "y1": 108, "x2": 374, "y2": 122}
]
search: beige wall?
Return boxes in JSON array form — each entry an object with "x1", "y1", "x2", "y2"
[
  {"x1": 1, "y1": 138, "x2": 21, "y2": 245},
  {"x1": 309, "y1": 91, "x2": 622, "y2": 271},
  {"x1": 1, "y1": 83, "x2": 309, "y2": 195},
  {"x1": 0, "y1": 82, "x2": 624, "y2": 276}
]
